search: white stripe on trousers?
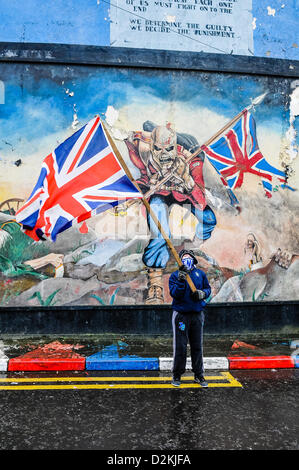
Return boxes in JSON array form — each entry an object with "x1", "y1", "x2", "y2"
[{"x1": 172, "y1": 310, "x2": 179, "y2": 374}]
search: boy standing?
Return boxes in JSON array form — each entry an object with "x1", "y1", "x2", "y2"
[{"x1": 169, "y1": 249, "x2": 211, "y2": 387}]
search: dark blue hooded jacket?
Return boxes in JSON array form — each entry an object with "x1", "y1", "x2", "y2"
[{"x1": 169, "y1": 267, "x2": 211, "y2": 313}]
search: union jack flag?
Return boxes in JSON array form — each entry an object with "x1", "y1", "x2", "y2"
[
  {"x1": 16, "y1": 116, "x2": 142, "y2": 241},
  {"x1": 202, "y1": 110, "x2": 290, "y2": 198}
]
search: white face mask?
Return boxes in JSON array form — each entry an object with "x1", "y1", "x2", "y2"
[{"x1": 182, "y1": 257, "x2": 194, "y2": 270}]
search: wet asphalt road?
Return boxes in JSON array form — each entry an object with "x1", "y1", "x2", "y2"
[{"x1": 0, "y1": 369, "x2": 298, "y2": 451}]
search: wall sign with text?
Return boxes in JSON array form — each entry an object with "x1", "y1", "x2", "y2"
[{"x1": 110, "y1": 0, "x2": 253, "y2": 55}]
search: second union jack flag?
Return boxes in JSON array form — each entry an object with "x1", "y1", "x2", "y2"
[
  {"x1": 16, "y1": 116, "x2": 142, "y2": 241},
  {"x1": 202, "y1": 110, "x2": 288, "y2": 198}
]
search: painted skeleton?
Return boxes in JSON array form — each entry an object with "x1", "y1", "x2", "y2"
[
  {"x1": 125, "y1": 124, "x2": 207, "y2": 209},
  {"x1": 148, "y1": 125, "x2": 195, "y2": 194},
  {"x1": 125, "y1": 123, "x2": 216, "y2": 304}
]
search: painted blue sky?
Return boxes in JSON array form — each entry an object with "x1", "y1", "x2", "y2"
[{"x1": 0, "y1": 65, "x2": 291, "y2": 152}]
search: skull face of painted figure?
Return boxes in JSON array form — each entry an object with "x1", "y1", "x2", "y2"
[{"x1": 150, "y1": 125, "x2": 177, "y2": 172}]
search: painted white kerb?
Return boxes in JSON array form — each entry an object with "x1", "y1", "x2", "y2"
[
  {"x1": 0, "y1": 341, "x2": 9, "y2": 371},
  {"x1": 159, "y1": 357, "x2": 229, "y2": 371}
]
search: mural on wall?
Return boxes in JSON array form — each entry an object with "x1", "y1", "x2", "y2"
[{"x1": 0, "y1": 63, "x2": 298, "y2": 307}]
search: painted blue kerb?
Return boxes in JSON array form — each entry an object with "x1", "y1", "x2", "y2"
[
  {"x1": 86, "y1": 355, "x2": 159, "y2": 371},
  {"x1": 85, "y1": 342, "x2": 159, "y2": 370}
]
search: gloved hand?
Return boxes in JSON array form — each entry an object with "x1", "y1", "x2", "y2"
[
  {"x1": 178, "y1": 264, "x2": 188, "y2": 280},
  {"x1": 191, "y1": 289, "x2": 206, "y2": 301}
]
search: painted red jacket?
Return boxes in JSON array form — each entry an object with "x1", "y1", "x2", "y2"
[{"x1": 125, "y1": 134, "x2": 206, "y2": 211}]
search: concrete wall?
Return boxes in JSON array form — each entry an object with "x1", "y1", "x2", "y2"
[
  {"x1": 0, "y1": 1, "x2": 298, "y2": 313},
  {"x1": 0, "y1": 51, "x2": 298, "y2": 307},
  {"x1": 0, "y1": 0, "x2": 298, "y2": 60}
]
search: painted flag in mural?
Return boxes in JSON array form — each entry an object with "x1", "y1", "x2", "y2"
[
  {"x1": 202, "y1": 110, "x2": 291, "y2": 198},
  {"x1": 16, "y1": 116, "x2": 142, "y2": 241}
]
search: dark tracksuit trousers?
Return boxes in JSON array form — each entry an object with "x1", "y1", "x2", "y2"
[{"x1": 172, "y1": 310, "x2": 205, "y2": 378}]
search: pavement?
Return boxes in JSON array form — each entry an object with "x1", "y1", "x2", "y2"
[
  {"x1": 0, "y1": 333, "x2": 298, "y2": 372},
  {"x1": 1, "y1": 368, "x2": 298, "y2": 450}
]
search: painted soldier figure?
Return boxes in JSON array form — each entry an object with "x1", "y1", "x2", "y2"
[{"x1": 125, "y1": 121, "x2": 216, "y2": 304}]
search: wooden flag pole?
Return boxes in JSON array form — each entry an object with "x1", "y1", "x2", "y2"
[
  {"x1": 102, "y1": 121, "x2": 197, "y2": 293},
  {"x1": 143, "y1": 108, "x2": 248, "y2": 200},
  {"x1": 114, "y1": 108, "x2": 247, "y2": 219},
  {"x1": 116, "y1": 93, "x2": 268, "y2": 203}
]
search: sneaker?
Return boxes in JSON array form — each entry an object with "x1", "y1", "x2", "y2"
[
  {"x1": 171, "y1": 377, "x2": 181, "y2": 387},
  {"x1": 194, "y1": 376, "x2": 208, "y2": 387}
]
